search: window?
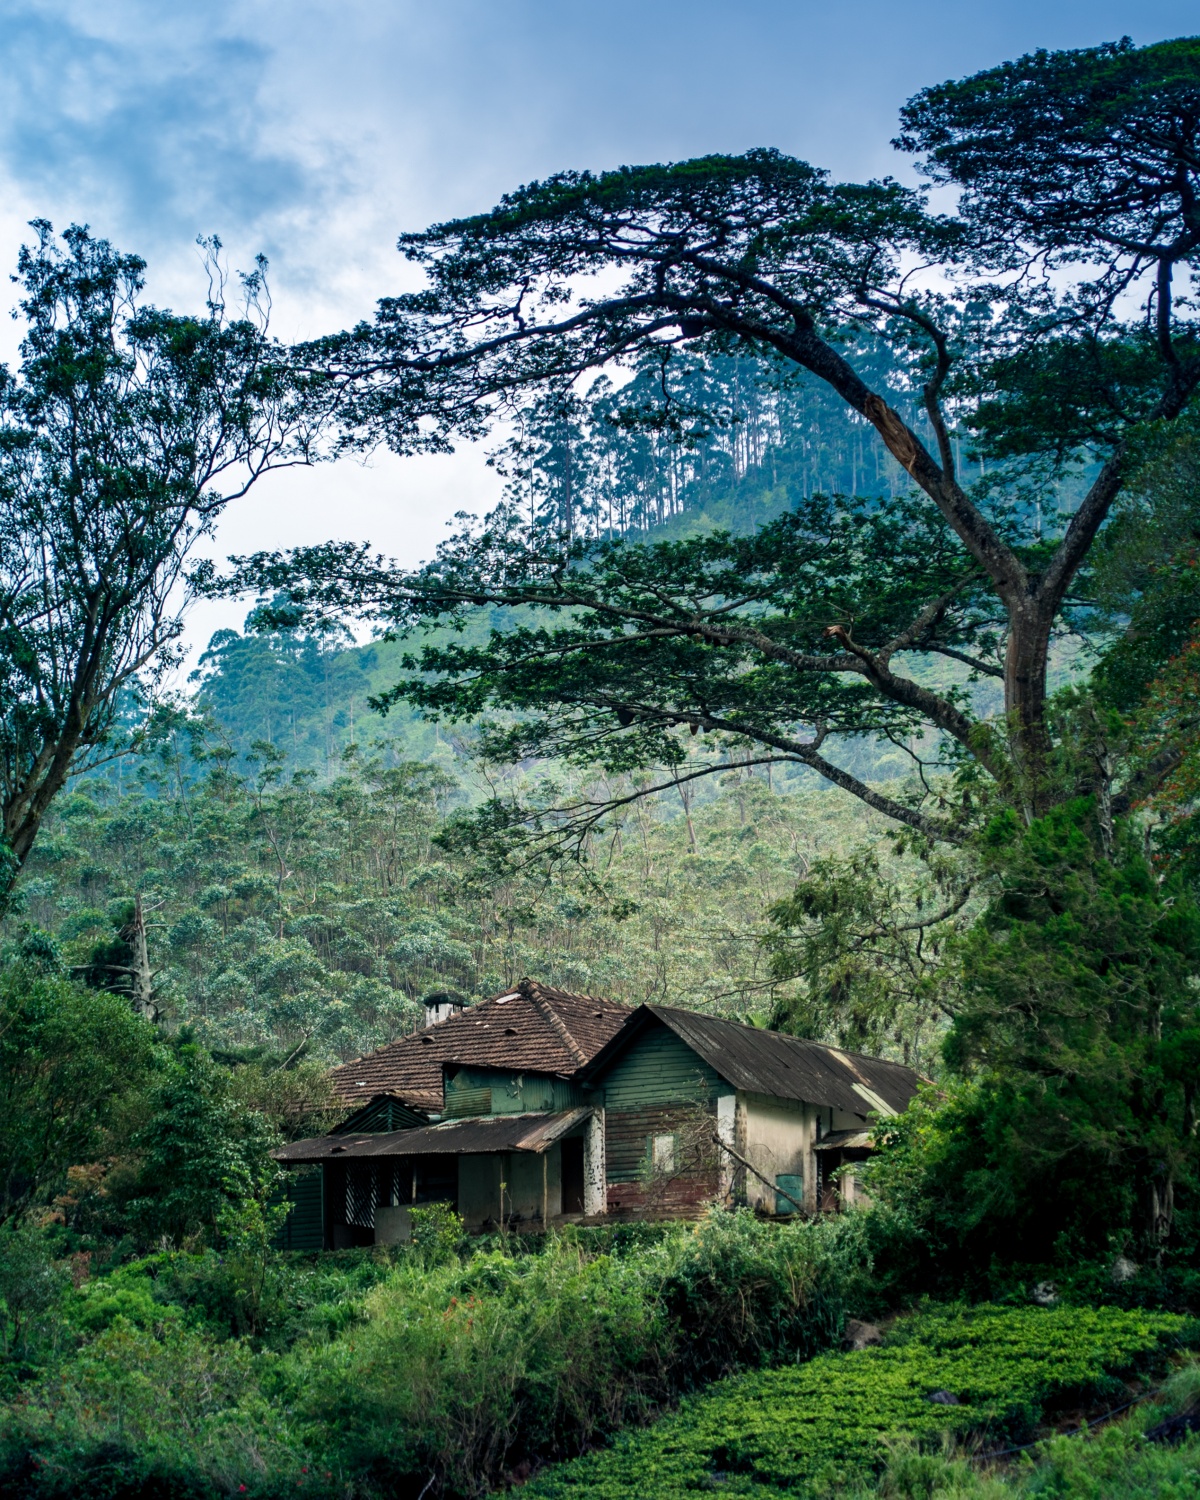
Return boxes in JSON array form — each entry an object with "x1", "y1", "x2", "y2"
[{"x1": 652, "y1": 1133, "x2": 677, "y2": 1173}]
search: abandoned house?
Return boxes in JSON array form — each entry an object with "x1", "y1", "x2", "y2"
[{"x1": 274, "y1": 980, "x2": 920, "y2": 1247}]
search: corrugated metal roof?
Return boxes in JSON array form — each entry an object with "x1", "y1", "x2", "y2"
[
  {"x1": 586, "y1": 1006, "x2": 919, "y2": 1119},
  {"x1": 813, "y1": 1129, "x2": 876, "y2": 1151},
  {"x1": 328, "y1": 979, "x2": 630, "y2": 1106},
  {"x1": 274, "y1": 1108, "x2": 594, "y2": 1163}
]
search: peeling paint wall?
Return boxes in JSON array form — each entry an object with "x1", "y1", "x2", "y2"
[
  {"x1": 584, "y1": 1110, "x2": 606, "y2": 1215},
  {"x1": 736, "y1": 1093, "x2": 812, "y2": 1213},
  {"x1": 604, "y1": 1103, "x2": 719, "y2": 1215}
]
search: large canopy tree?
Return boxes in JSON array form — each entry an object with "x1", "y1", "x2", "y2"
[
  {"x1": 0, "y1": 224, "x2": 314, "y2": 892},
  {"x1": 232, "y1": 37, "x2": 1200, "y2": 841}
]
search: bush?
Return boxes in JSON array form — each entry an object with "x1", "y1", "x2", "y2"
[
  {"x1": 295, "y1": 1210, "x2": 852, "y2": 1496},
  {"x1": 127, "y1": 1045, "x2": 282, "y2": 1246},
  {"x1": 0, "y1": 1211, "x2": 860, "y2": 1499},
  {"x1": 0, "y1": 1223, "x2": 68, "y2": 1372},
  {"x1": 0, "y1": 962, "x2": 157, "y2": 1224},
  {"x1": 841, "y1": 1360, "x2": 1200, "y2": 1499},
  {"x1": 521, "y1": 1304, "x2": 1194, "y2": 1499}
]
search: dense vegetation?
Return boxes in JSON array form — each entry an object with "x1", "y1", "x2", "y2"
[
  {"x1": 524, "y1": 1303, "x2": 1197, "y2": 1499},
  {"x1": 2, "y1": 1214, "x2": 1196, "y2": 1500},
  {"x1": 14, "y1": 695, "x2": 912, "y2": 1060},
  {"x1": 0, "y1": 1213, "x2": 855, "y2": 1497},
  {"x1": 4, "y1": 29, "x2": 1200, "y2": 1500}
]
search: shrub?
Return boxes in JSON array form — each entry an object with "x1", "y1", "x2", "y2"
[
  {"x1": 522, "y1": 1304, "x2": 1194, "y2": 1499},
  {"x1": 0, "y1": 962, "x2": 157, "y2": 1224},
  {"x1": 294, "y1": 1211, "x2": 850, "y2": 1496}
]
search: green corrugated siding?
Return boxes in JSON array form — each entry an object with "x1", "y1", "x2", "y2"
[
  {"x1": 550, "y1": 1078, "x2": 586, "y2": 1111},
  {"x1": 601, "y1": 1023, "x2": 724, "y2": 1111},
  {"x1": 448, "y1": 1086, "x2": 493, "y2": 1117},
  {"x1": 278, "y1": 1168, "x2": 323, "y2": 1250},
  {"x1": 446, "y1": 1067, "x2": 583, "y2": 1115},
  {"x1": 335, "y1": 1097, "x2": 427, "y2": 1133}
]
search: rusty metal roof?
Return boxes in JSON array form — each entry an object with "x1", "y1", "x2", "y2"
[
  {"x1": 329, "y1": 979, "x2": 630, "y2": 1107},
  {"x1": 585, "y1": 1005, "x2": 919, "y2": 1119},
  {"x1": 813, "y1": 1129, "x2": 876, "y2": 1151},
  {"x1": 275, "y1": 1108, "x2": 594, "y2": 1164}
]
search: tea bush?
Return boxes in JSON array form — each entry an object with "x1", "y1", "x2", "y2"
[
  {"x1": 840, "y1": 1360, "x2": 1200, "y2": 1499},
  {"x1": 523, "y1": 1305, "x2": 1196, "y2": 1500}
]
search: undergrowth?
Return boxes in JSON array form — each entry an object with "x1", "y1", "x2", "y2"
[{"x1": 0, "y1": 1210, "x2": 861, "y2": 1498}]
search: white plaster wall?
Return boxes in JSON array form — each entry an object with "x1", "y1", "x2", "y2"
[
  {"x1": 584, "y1": 1111, "x2": 606, "y2": 1215},
  {"x1": 737, "y1": 1093, "x2": 813, "y2": 1213},
  {"x1": 716, "y1": 1094, "x2": 737, "y2": 1203}
]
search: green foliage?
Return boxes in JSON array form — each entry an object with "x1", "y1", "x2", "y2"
[
  {"x1": 522, "y1": 1305, "x2": 1192, "y2": 1499},
  {"x1": 0, "y1": 221, "x2": 311, "y2": 885},
  {"x1": 217, "y1": 34, "x2": 1200, "y2": 852},
  {"x1": 297, "y1": 1211, "x2": 852, "y2": 1496},
  {"x1": 842, "y1": 1360, "x2": 1200, "y2": 1499},
  {"x1": 0, "y1": 1212, "x2": 861, "y2": 1499},
  {"x1": 12, "y1": 722, "x2": 889, "y2": 1057},
  {"x1": 1090, "y1": 412, "x2": 1200, "y2": 714},
  {"x1": 859, "y1": 800, "x2": 1200, "y2": 1282},
  {"x1": 0, "y1": 1223, "x2": 68, "y2": 1361},
  {"x1": 0, "y1": 961, "x2": 158, "y2": 1223},
  {"x1": 408, "y1": 1202, "x2": 466, "y2": 1263},
  {"x1": 765, "y1": 841, "x2": 969, "y2": 1067},
  {"x1": 128, "y1": 1046, "x2": 282, "y2": 1247}
]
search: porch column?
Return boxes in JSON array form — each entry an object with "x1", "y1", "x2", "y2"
[{"x1": 583, "y1": 1109, "x2": 606, "y2": 1215}]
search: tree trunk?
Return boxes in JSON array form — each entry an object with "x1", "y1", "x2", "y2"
[
  {"x1": 1004, "y1": 597, "x2": 1055, "y2": 812},
  {"x1": 129, "y1": 896, "x2": 159, "y2": 1023}
]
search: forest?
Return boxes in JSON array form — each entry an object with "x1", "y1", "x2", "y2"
[{"x1": 2, "y1": 31, "x2": 1200, "y2": 1500}]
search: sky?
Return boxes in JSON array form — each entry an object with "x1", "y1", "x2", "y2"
[{"x1": 1, "y1": 0, "x2": 1196, "y2": 662}]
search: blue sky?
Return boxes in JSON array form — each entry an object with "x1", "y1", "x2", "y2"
[{"x1": 1, "y1": 0, "x2": 1196, "y2": 654}]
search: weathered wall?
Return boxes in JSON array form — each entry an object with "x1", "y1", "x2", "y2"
[
  {"x1": 459, "y1": 1154, "x2": 501, "y2": 1228},
  {"x1": 375, "y1": 1205, "x2": 413, "y2": 1244},
  {"x1": 445, "y1": 1066, "x2": 587, "y2": 1118},
  {"x1": 504, "y1": 1145, "x2": 561, "y2": 1225},
  {"x1": 458, "y1": 1147, "x2": 565, "y2": 1228},
  {"x1": 601, "y1": 1021, "x2": 725, "y2": 1216},
  {"x1": 737, "y1": 1093, "x2": 813, "y2": 1213},
  {"x1": 583, "y1": 1110, "x2": 606, "y2": 1215},
  {"x1": 604, "y1": 1103, "x2": 719, "y2": 1216},
  {"x1": 602, "y1": 1023, "x2": 722, "y2": 1110}
]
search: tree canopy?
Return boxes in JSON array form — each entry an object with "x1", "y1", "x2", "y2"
[
  {"x1": 223, "y1": 36, "x2": 1200, "y2": 840},
  {"x1": 0, "y1": 224, "x2": 314, "y2": 891}
]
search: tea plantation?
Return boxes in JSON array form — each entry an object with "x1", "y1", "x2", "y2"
[{"x1": 523, "y1": 1305, "x2": 1197, "y2": 1499}]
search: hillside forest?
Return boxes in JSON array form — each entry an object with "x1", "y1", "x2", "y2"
[{"x1": 3, "y1": 33, "x2": 1200, "y2": 1500}]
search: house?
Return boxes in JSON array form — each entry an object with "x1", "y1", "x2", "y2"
[
  {"x1": 581, "y1": 1004, "x2": 920, "y2": 1217},
  {"x1": 276, "y1": 979, "x2": 630, "y2": 1247},
  {"x1": 275, "y1": 982, "x2": 921, "y2": 1246}
]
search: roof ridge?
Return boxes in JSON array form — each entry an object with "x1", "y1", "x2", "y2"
[{"x1": 518, "y1": 976, "x2": 588, "y2": 1066}]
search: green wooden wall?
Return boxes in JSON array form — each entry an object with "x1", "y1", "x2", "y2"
[
  {"x1": 600, "y1": 1021, "x2": 724, "y2": 1113},
  {"x1": 277, "y1": 1167, "x2": 323, "y2": 1250},
  {"x1": 335, "y1": 1095, "x2": 428, "y2": 1133},
  {"x1": 445, "y1": 1066, "x2": 585, "y2": 1117}
]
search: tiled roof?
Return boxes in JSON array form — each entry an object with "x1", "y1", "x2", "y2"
[
  {"x1": 585, "y1": 1005, "x2": 921, "y2": 1119},
  {"x1": 329, "y1": 979, "x2": 631, "y2": 1106}
]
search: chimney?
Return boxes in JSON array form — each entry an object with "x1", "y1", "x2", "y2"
[{"x1": 422, "y1": 991, "x2": 466, "y2": 1029}]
